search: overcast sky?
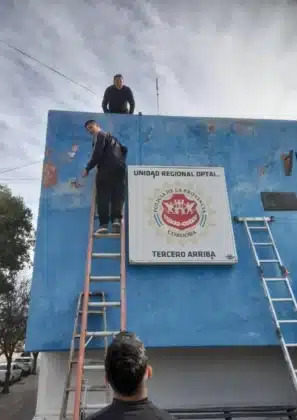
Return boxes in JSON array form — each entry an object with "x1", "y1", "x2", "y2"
[{"x1": 1, "y1": 0, "x2": 297, "y2": 224}]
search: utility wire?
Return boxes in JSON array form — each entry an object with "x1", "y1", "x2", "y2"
[
  {"x1": 0, "y1": 39, "x2": 97, "y2": 95},
  {"x1": 0, "y1": 181, "x2": 39, "y2": 185},
  {"x1": 0, "y1": 159, "x2": 43, "y2": 174},
  {"x1": 0, "y1": 40, "x2": 98, "y2": 177},
  {"x1": 0, "y1": 178, "x2": 39, "y2": 181}
]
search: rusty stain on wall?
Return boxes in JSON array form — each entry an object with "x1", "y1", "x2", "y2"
[
  {"x1": 281, "y1": 150, "x2": 293, "y2": 176},
  {"x1": 43, "y1": 162, "x2": 57, "y2": 187},
  {"x1": 207, "y1": 123, "x2": 216, "y2": 134}
]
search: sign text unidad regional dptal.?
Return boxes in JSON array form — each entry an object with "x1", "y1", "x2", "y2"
[{"x1": 133, "y1": 170, "x2": 219, "y2": 178}]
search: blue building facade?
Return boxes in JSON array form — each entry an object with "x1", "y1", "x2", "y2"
[{"x1": 25, "y1": 110, "x2": 297, "y2": 352}]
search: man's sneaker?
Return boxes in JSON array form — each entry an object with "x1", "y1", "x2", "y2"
[
  {"x1": 111, "y1": 219, "x2": 121, "y2": 234},
  {"x1": 95, "y1": 224, "x2": 109, "y2": 235}
]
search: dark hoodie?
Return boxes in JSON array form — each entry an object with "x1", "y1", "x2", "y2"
[
  {"x1": 85, "y1": 131, "x2": 127, "y2": 174},
  {"x1": 102, "y1": 85, "x2": 135, "y2": 114}
]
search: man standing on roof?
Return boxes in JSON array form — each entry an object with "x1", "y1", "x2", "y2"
[
  {"x1": 85, "y1": 331, "x2": 176, "y2": 420},
  {"x1": 102, "y1": 74, "x2": 135, "y2": 114},
  {"x1": 83, "y1": 120, "x2": 127, "y2": 235}
]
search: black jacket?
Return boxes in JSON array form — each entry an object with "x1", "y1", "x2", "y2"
[
  {"x1": 85, "y1": 131, "x2": 127, "y2": 174},
  {"x1": 102, "y1": 85, "x2": 135, "y2": 114},
  {"x1": 85, "y1": 398, "x2": 176, "y2": 420}
]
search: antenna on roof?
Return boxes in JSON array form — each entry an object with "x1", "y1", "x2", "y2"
[{"x1": 156, "y1": 77, "x2": 160, "y2": 115}]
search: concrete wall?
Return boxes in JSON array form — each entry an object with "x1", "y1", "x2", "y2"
[
  {"x1": 25, "y1": 111, "x2": 297, "y2": 351},
  {"x1": 33, "y1": 348, "x2": 297, "y2": 419}
]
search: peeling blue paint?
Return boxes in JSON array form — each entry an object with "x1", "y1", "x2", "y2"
[{"x1": 25, "y1": 110, "x2": 297, "y2": 351}]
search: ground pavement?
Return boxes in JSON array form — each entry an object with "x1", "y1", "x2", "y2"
[{"x1": 0, "y1": 374, "x2": 38, "y2": 420}]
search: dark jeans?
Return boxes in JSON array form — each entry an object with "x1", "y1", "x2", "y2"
[{"x1": 96, "y1": 166, "x2": 126, "y2": 225}]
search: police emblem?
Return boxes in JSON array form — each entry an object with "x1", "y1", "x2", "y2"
[{"x1": 152, "y1": 188, "x2": 208, "y2": 239}]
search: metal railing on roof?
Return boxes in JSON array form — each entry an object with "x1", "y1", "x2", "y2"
[{"x1": 167, "y1": 405, "x2": 297, "y2": 420}]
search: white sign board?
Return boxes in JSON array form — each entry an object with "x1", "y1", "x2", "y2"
[{"x1": 127, "y1": 166, "x2": 238, "y2": 265}]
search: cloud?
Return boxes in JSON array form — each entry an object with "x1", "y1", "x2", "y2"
[{"x1": 1, "y1": 0, "x2": 297, "y2": 222}]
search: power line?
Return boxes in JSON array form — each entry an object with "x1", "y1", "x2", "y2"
[
  {"x1": 0, "y1": 160, "x2": 42, "y2": 174},
  {"x1": 0, "y1": 39, "x2": 97, "y2": 95},
  {"x1": 0, "y1": 178, "x2": 39, "y2": 181},
  {"x1": 0, "y1": 181, "x2": 39, "y2": 185}
]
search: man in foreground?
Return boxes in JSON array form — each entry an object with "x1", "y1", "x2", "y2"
[
  {"x1": 86, "y1": 331, "x2": 175, "y2": 420},
  {"x1": 102, "y1": 74, "x2": 135, "y2": 114},
  {"x1": 83, "y1": 120, "x2": 127, "y2": 234}
]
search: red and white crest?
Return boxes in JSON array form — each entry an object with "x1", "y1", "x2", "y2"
[{"x1": 161, "y1": 193, "x2": 199, "y2": 231}]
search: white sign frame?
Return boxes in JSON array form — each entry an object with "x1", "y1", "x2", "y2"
[{"x1": 127, "y1": 165, "x2": 238, "y2": 265}]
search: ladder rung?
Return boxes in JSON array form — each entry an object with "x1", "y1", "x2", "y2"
[
  {"x1": 92, "y1": 253, "x2": 121, "y2": 259},
  {"x1": 285, "y1": 343, "x2": 297, "y2": 347},
  {"x1": 67, "y1": 385, "x2": 107, "y2": 392},
  {"x1": 271, "y1": 298, "x2": 293, "y2": 302},
  {"x1": 86, "y1": 331, "x2": 119, "y2": 337},
  {"x1": 236, "y1": 217, "x2": 273, "y2": 222},
  {"x1": 90, "y1": 275, "x2": 120, "y2": 282},
  {"x1": 259, "y1": 259, "x2": 279, "y2": 263},
  {"x1": 76, "y1": 331, "x2": 120, "y2": 338},
  {"x1": 264, "y1": 277, "x2": 287, "y2": 281},
  {"x1": 84, "y1": 364, "x2": 105, "y2": 371},
  {"x1": 279, "y1": 320, "x2": 297, "y2": 324},
  {"x1": 88, "y1": 301, "x2": 120, "y2": 308},
  {"x1": 253, "y1": 242, "x2": 273, "y2": 246},
  {"x1": 93, "y1": 233, "x2": 120, "y2": 239},
  {"x1": 80, "y1": 310, "x2": 104, "y2": 315},
  {"x1": 248, "y1": 226, "x2": 267, "y2": 230},
  {"x1": 82, "y1": 291, "x2": 104, "y2": 297}
]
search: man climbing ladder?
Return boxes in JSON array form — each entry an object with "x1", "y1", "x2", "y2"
[{"x1": 83, "y1": 120, "x2": 128, "y2": 234}]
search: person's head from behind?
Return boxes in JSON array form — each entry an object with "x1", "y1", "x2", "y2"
[
  {"x1": 113, "y1": 74, "x2": 124, "y2": 89},
  {"x1": 84, "y1": 120, "x2": 100, "y2": 135},
  {"x1": 105, "y1": 331, "x2": 152, "y2": 399}
]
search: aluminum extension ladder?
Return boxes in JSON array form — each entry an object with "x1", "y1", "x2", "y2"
[
  {"x1": 234, "y1": 216, "x2": 297, "y2": 392},
  {"x1": 59, "y1": 183, "x2": 127, "y2": 420}
]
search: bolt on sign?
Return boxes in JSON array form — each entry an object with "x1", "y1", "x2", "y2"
[{"x1": 127, "y1": 166, "x2": 238, "y2": 265}]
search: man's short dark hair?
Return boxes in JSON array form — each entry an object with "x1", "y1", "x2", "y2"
[
  {"x1": 105, "y1": 331, "x2": 148, "y2": 396},
  {"x1": 114, "y1": 74, "x2": 123, "y2": 79},
  {"x1": 84, "y1": 119, "x2": 97, "y2": 128}
]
